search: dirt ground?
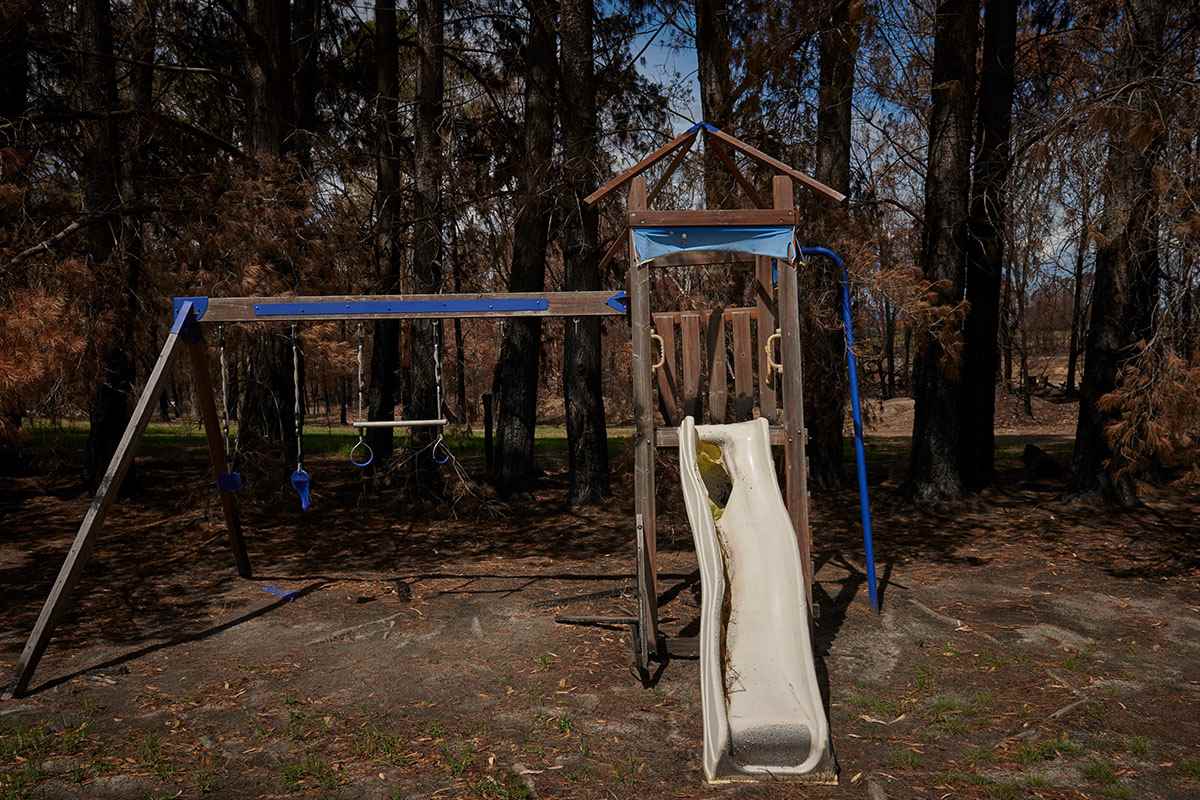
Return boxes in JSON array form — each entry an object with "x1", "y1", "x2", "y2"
[{"x1": 2, "y1": 400, "x2": 1199, "y2": 800}]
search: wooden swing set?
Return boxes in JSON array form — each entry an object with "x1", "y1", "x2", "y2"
[{"x1": 5, "y1": 124, "x2": 876, "y2": 699}]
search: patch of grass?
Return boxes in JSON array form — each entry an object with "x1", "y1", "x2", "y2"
[
  {"x1": 59, "y1": 721, "x2": 91, "y2": 753},
  {"x1": 1102, "y1": 785, "x2": 1134, "y2": 800},
  {"x1": 137, "y1": 732, "x2": 175, "y2": 780},
  {"x1": 534, "y1": 653, "x2": 556, "y2": 671},
  {"x1": 846, "y1": 691, "x2": 900, "y2": 718},
  {"x1": 963, "y1": 745, "x2": 996, "y2": 766},
  {"x1": 443, "y1": 744, "x2": 474, "y2": 777},
  {"x1": 280, "y1": 754, "x2": 337, "y2": 791},
  {"x1": 472, "y1": 775, "x2": 532, "y2": 799},
  {"x1": 913, "y1": 664, "x2": 935, "y2": 690},
  {"x1": 0, "y1": 764, "x2": 42, "y2": 800},
  {"x1": 424, "y1": 721, "x2": 447, "y2": 739},
  {"x1": 1080, "y1": 758, "x2": 1118, "y2": 784},
  {"x1": 556, "y1": 715, "x2": 573, "y2": 734},
  {"x1": 890, "y1": 748, "x2": 922, "y2": 769},
  {"x1": 1179, "y1": 758, "x2": 1200, "y2": 780},
  {"x1": 937, "y1": 769, "x2": 989, "y2": 786},
  {"x1": 1124, "y1": 735, "x2": 1151, "y2": 758},
  {"x1": 193, "y1": 766, "x2": 218, "y2": 795},
  {"x1": 1015, "y1": 734, "x2": 1083, "y2": 765},
  {"x1": 354, "y1": 726, "x2": 411, "y2": 767},
  {"x1": 0, "y1": 724, "x2": 50, "y2": 762},
  {"x1": 924, "y1": 693, "x2": 983, "y2": 739},
  {"x1": 986, "y1": 781, "x2": 1024, "y2": 800}
]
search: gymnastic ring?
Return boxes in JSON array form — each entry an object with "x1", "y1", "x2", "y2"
[{"x1": 350, "y1": 439, "x2": 374, "y2": 468}]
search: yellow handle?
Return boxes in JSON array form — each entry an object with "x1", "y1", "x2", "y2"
[
  {"x1": 650, "y1": 332, "x2": 666, "y2": 371},
  {"x1": 765, "y1": 330, "x2": 783, "y2": 374}
]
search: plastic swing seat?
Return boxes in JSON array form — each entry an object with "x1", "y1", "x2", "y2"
[
  {"x1": 290, "y1": 467, "x2": 312, "y2": 511},
  {"x1": 216, "y1": 471, "x2": 243, "y2": 492}
]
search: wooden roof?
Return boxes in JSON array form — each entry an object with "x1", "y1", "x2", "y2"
[{"x1": 583, "y1": 122, "x2": 845, "y2": 206}]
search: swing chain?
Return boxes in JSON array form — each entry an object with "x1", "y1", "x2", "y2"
[
  {"x1": 218, "y1": 325, "x2": 231, "y2": 458},
  {"x1": 292, "y1": 323, "x2": 303, "y2": 471},
  {"x1": 350, "y1": 323, "x2": 374, "y2": 468}
]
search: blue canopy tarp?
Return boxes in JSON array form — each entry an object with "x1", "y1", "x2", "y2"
[{"x1": 631, "y1": 225, "x2": 796, "y2": 265}]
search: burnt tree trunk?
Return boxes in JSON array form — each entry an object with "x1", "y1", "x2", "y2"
[
  {"x1": 908, "y1": 0, "x2": 978, "y2": 502},
  {"x1": 695, "y1": 0, "x2": 736, "y2": 210},
  {"x1": 409, "y1": 0, "x2": 446, "y2": 491},
  {"x1": 367, "y1": 0, "x2": 403, "y2": 464},
  {"x1": 805, "y1": 0, "x2": 860, "y2": 490},
  {"x1": 293, "y1": 0, "x2": 320, "y2": 171},
  {"x1": 959, "y1": 0, "x2": 1016, "y2": 489},
  {"x1": 560, "y1": 0, "x2": 610, "y2": 505},
  {"x1": 1071, "y1": 0, "x2": 1171, "y2": 506},
  {"x1": 494, "y1": 0, "x2": 556, "y2": 498},
  {"x1": 1065, "y1": 187, "x2": 1091, "y2": 396},
  {"x1": 0, "y1": 2, "x2": 28, "y2": 129},
  {"x1": 238, "y1": 0, "x2": 298, "y2": 465},
  {"x1": 80, "y1": 0, "x2": 138, "y2": 492}
]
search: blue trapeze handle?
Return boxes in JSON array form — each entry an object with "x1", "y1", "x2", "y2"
[{"x1": 290, "y1": 467, "x2": 312, "y2": 511}]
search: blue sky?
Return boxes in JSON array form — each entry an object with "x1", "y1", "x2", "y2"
[{"x1": 629, "y1": 19, "x2": 702, "y2": 131}]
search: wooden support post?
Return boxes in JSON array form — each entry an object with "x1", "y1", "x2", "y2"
[
  {"x1": 185, "y1": 331, "x2": 251, "y2": 578},
  {"x1": 755, "y1": 255, "x2": 778, "y2": 423},
  {"x1": 4, "y1": 303, "x2": 196, "y2": 699},
  {"x1": 774, "y1": 176, "x2": 814, "y2": 607},
  {"x1": 628, "y1": 176, "x2": 660, "y2": 668}
]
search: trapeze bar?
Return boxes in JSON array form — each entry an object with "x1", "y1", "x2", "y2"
[
  {"x1": 172, "y1": 291, "x2": 629, "y2": 323},
  {"x1": 350, "y1": 419, "x2": 448, "y2": 428}
]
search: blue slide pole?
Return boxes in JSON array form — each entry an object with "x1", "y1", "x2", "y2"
[{"x1": 799, "y1": 247, "x2": 879, "y2": 612}]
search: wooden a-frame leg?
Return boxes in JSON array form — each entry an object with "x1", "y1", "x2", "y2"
[
  {"x1": 628, "y1": 176, "x2": 660, "y2": 671},
  {"x1": 185, "y1": 331, "x2": 251, "y2": 578},
  {"x1": 4, "y1": 302, "x2": 198, "y2": 699}
]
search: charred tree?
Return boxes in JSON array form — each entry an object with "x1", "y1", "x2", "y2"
[
  {"x1": 805, "y1": 0, "x2": 860, "y2": 490},
  {"x1": 494, "y1": 0, "x2": 556, "y2": 498},
  {"x1": 1065, "y1": 183, "x2": 1091, "y2": 396},
  {"x1": 80, "y1": 0, "x2": 139, "y2": 492},
  {"x1": 695, "y1": 0, "x2": 736, "y2": 211},
  {"x1": 366, "y1": 0, "x2": 403, "y2": 465},
  {"x1": 0, "y1": 2, "x2": 28, "y2": 129},
  {"x1": 408, "y1": 0, "x2": 446, "y2": 491},
  {"x1": 959, "y1": 0, "x2": 1016, "y2": 489},
  {"x1": 560, "y1": 0, "x2": 609, "y2": 505},
  {"x1": 1071, "y1": 0, "x2": 1171, "y2": 506},
  {"x1": 237, "y1": 0, "x2": 299, "y2": 465},
  {"x1": 908, "y1": 0, "x2": 978, "y2": 502}
]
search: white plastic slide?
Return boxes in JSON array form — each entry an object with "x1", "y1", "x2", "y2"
[{"x1": 678, "y1": 416, "x2": 836, "y2": 784}]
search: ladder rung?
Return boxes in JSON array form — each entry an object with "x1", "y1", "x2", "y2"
[{"x1": 654, "y1": 425, "x2": 788, "y2": 447}]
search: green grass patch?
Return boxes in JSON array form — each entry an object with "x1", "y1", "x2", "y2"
[
  {"x1": 353, "y1": 726, "x2": 411, "y2": 767},
  {"x1": 1101, "y1": 785, "x2": 1134, "y2": 800},
  {"x1": 442, "y1": 744, "x2": 474, "y2": 777},
  {"x1": 1179, "y1": 758, "x2": 1200, "y2": 780},
  {"x1": 137, "y1": 731, "x2": 175, "y2": 781},
  {"x1": 845, "y1": 690, "x2": 900, "y2": 718},
  {"x1": 889, "y1": 748, "x2": 922, "y2": 769},
  {"x1": 1015, "y1": 734, "x2": 1083, "y2": 765},
  {"x1": 472, "y1": 774, "x2": 533, "y2": 799},
  {"x1": 1080, "y1": 758, "x2": 1118, "y2": 784},
  {"x1": 986, "y1": 781, "x2": 1024, "y2": 800},
  {"x1": 280, "y1": 754, "x2": 337, "y2": 791},
  {"x1": 1124, "y1": 735, "x2": 1151, "y2": 758}
]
